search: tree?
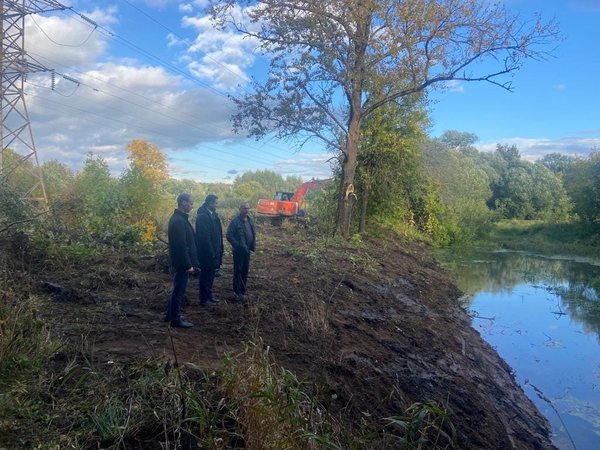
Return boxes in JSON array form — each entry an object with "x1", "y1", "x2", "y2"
[
  {"x1": 356, "y1": 96, "x2": 428, "y2": 233},
  {"x1": 125, "y1": 140, "x2": 169, "y2": 188},
  {"x1": 122, "y1": 140, "x2": 170, "y2": 241},
  {"x1": 539, "y1": 152, "x2": 576, "y2": 176},
  {"x1": 210, "y1": 0, "x2": 559, "y2": 236},
  {"x1": 41, "y1": 160, "x2": 75, "y2": 205},
  {"x1": 440, "y1": 130, "x2": 478, "y2": 150},
  {"x1": 562, "y1": 152, "x2": 600, "y2": 222},
  {"x1": 422, "y1": 139, "x2": 493, "y2": 242},
  {"x1": 487, "y1": 148, "x2": 571, "y2": 221}
]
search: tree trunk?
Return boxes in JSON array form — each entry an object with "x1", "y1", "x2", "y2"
[
  {"x1": 336, "y1": 115, "x2": 361, "y2": 237},
  {"x1": 359, "y1": 183, "x2": 369, "y2": 233}
]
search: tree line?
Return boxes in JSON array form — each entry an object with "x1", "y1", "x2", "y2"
[{"x1": 1, "y1": 127, "x2": 597, "y2": 250}]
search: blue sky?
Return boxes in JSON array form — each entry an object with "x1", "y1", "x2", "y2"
[{"x1": 18, "y1": 0, "x2": 600, "y2": 182}]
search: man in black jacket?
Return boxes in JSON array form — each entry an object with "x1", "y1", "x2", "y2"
[
  {"x1": 226, "y1": 202, "x2": 256, "y2": 300},
  {"x1": 195, "y1": 194, "x2": 223, "y2": 306},
  {"x1": 165, "y1": 193, "x2": 198, "y2": 328}
]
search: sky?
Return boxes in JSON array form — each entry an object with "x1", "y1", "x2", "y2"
[{"x1": 10, "y1": 0, "x2": 600, "y2": 183}]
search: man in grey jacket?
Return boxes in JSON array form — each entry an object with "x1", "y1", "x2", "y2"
[{"x1": 226, "y1": 202, "x2": 256, "y2": 300}]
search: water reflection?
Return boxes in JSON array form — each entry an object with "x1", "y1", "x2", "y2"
[{"x1": 436, "y1": 248, "x2": 600, "y2": 450}]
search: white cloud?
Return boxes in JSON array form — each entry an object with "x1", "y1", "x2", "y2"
[
  {"x1": 11, "y1": 6, "x2": 249, "y2": 177},
  {"x1": 477, "y1": 136, "x2": 600, "y2": 160},
  {"x1": 274, "y1": 152, "x2": 334, "y2": 179},
  {"x1": 181, "y1": 6, "x2": 260, "y2": 90},
  {"x1": 179, "y1": 3, "x2": 194, "y2": 13},
  {"x1": 25, "y1": 11, "x2": 112, "y2": 69},
  {"x1": 444, "y1": 80, "x2": 465, "y2": 93}
]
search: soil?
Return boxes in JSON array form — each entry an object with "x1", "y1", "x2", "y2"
[{"x1": 3, "y1": 223, "x2": 555, "y2": 449}]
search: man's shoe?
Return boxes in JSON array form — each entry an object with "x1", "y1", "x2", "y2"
[
  {"x1": 200, "y1": 300, "x2": 218, "y2": 307},
  {"x1": 171, "y1": 319, "x2": 193, "y2": 328}
]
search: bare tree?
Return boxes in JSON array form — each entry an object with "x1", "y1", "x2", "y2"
[{"x1": 209, "y1": 0, "x2": 559, "y2": 236}]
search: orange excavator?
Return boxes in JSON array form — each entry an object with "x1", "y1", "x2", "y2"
[{"x1": 256, "y1": 179, "x2": 331, "y2": 219}]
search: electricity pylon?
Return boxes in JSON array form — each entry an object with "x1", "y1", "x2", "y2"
[{"x1": 1, "y1": 0, "x2": 68, "y2": 206}]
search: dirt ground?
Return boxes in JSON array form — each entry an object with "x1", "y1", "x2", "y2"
[{"x1": 5, "y1": 223, "x2": 555, "y2": 449}]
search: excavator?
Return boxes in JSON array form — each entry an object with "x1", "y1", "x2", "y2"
[{"x1": 256, "y1": 178, "x2": 331, "y2": 219}]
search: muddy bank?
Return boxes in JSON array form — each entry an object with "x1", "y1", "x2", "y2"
[{"x1": 3, "y1": 224, "x2": 554, "y2": 448}]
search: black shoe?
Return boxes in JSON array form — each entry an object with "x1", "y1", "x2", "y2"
[
  {"x1": 200, "y1": 300, "x2": 218, "y2": 307},
  {"x1": 163, "y1": 315, "x2": 172, "y2": 322},
  {"x1": 171, "y1": 319, "x2": 193, "y2": 328}
]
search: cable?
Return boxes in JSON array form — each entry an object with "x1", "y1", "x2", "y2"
[
  {"x1": 25, "y1": 89, "x2": 279, "y2": 171},
  {"x1": 26, "y1": 50, "x2": 288, "y2": 161},
  {"x1": 29, "y1": 4, "x2": 316, "y2": 167},
  {"x1": 29, "y1": 13, "x2": 97, "y2": 48}
]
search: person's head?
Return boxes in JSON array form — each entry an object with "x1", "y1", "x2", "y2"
[
  {"x1": 176, "y1": 193, "x2": 194, "y2": 214},
  {"x1": 239, "y1": 202, "x2": 251, "y2": 218},
  {"x1": 203, "y1": 194, "x2": 219, "y2": 212}
]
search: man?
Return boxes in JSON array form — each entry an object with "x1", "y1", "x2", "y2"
[
  {"x1": 195, "y1": 194, "x2": 223, "y2": 306},
  {"x1": 164, "y1": 193, "x2": 198, "y2": 328},
  {"x1": 226, "y1": 202, "x2": 256, "y2": 300}
]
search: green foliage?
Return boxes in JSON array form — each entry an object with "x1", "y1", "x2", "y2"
[
  {"x1": 484, "y1": 220, "x2": 600, "y2": 257},
  {"x1": 356, "y1": 97, "x2": 441, "y2": 239},
  {"x1": 562, "y1": 152, "x2": 600, "y2": 222},
  {"x1": 539, "y1": 152, "x2": 577, "y2": 176},
  {"x1": 488, "y1": 145, "x2": 572, "y2": 221},
  {"x1": 230, "y1": 170, "x2": 303, "y2": 207},
  {"x1": 0, "y1": 148, "x2": 40, "y2": 197},
  {"x1": 422, "y1": 139, "x2": 494, "y2": 244},
  {"x1": 0, "y1": 181, "x2": 34, "y2": 231},
  {"x1": 41, "y1": 160, "x2": 75, "y2": 206},
  {"x1": 30, "y1": 231, "x2": 100, "y2": 264},
  {"x1": 439, "y1": 130, "x2": 478, "y2": 149},
  {"x1": 304, "y1": 179, "x2": 338, "y2": 235}
]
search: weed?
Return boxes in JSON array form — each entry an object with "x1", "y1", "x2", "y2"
[
  {"x1": 384, "y1": 401, "x2": 457, "y2": 449},
  {"x1": 220, "y1": 338, "x2": 339, "y2": 450}
]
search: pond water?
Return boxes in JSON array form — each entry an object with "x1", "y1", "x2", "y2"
[{"x1": 436, "y1": 248, "x2": 600, "y2": 450}]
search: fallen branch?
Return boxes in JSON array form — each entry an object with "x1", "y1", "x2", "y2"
[{"x1": 525, "y1": 380, "x2": 577, "y2": 450}]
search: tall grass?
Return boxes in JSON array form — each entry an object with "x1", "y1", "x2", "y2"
[{"x1": 486, "y1": 220, "x2": 600, "y2": 257}]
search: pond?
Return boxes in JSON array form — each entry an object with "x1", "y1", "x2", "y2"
[{"x1": 436, "y1": 248, "x2": 600, "y2": 450}]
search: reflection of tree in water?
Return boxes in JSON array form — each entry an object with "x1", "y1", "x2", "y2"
[
  {"x1": 438, "y1": 251, "x2": 600, "y2": 296},
  {"x1": 438, "y1": 248, "x2": 600, "y2": 338},
  {"x1": 553, "y1": 282, "x2": 600, "y2": 340}
]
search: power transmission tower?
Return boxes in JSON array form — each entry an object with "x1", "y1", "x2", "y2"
[{"x1": 1, "y1": 0, "x2": 68, "y2": 206}]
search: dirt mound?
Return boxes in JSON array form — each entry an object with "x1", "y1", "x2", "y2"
[{"x1": 6, "y1": 225, "x2": 554, "y2": 448}]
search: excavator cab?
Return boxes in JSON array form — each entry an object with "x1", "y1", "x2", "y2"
[{"x1": 274, "y1": 191, "x2": 294, "y2": 201}]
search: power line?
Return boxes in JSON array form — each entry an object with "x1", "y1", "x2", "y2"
[
  {"x1": 29, "y1": 12, "x2": 97, "y2": 47},
  {"x1": 25, "y1": 89, "x2": 277, "y2": 171},
  {"x1": 26, "y1": 49, "x2": 288, "y2": 161},
  {"x1": 26, "y1": 3, "x2": 318, "y2": 172}
]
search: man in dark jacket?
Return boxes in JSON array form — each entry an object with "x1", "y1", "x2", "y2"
[
  {"x1": 195, "y1": 194, "x2": 223, "y2": 306},
  {"x1": 226, "y1": 202, "x2": 256, "y2": 299},
  {"x1": 165, "y1": 193, "x2": 198, "y2": 328}
]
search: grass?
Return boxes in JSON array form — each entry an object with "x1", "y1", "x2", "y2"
[
  {"x1": 0, "y1": 286, "x2": 344, "y2": 449},
  {"x1": 484, "y1": 220, "x2": 600, "y2": 258}
]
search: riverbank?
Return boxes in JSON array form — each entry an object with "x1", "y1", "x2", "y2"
[
  {"x1": 0, "y1": 224, "x2": 555, "y2": 448},
  {"x1": 482, "y1": 220, "x2": 600, "y2": 259}
]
